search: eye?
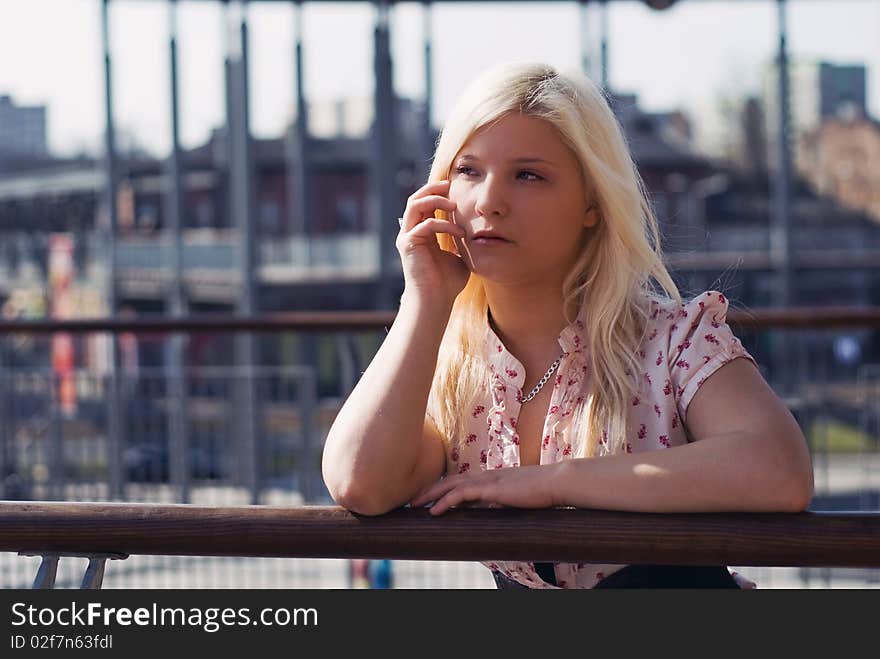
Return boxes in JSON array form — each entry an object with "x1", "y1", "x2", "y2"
[
  {"x1": 454, "y1": 166, "x2": 543, "y2": 182},
  {"x1": 518, "y1": 170, "x2": 543, "y2": 181}
]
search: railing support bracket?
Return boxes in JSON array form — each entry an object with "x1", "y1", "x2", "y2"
[{"x1": 19, "y1": 551, "x2": 129, "y2": 590}]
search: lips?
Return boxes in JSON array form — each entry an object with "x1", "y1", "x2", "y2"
[{"x1": 470, "y1": 230, "x2": 511, "y2": 242}]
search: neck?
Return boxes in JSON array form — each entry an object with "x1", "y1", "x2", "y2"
[{"x1": 484, "y1": 281, "x2": 576, "y2": 380}]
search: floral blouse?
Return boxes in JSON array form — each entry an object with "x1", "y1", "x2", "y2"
[{"x1": 428, "y1": 290, "x2": 758, "y2": 588}]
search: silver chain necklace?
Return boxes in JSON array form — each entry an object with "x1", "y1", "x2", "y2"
[
  {"x1": 487, "y1": 310, "x2": 563, "y2": 404},
  {"x1": 521, "y1": 354, "x2": 564, "y2": 403}
]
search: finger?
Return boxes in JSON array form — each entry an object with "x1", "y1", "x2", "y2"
[
  {"x1": 411, "y1": 217, "x2": 463, "y2": 235},
  {"x1": 401, "y1": 195, "x2": 457, "y2": 231},
  {"x1": 430, "y1": 484, "x2": 483, "y2": 515},
  {"x1": 410, "y1": 480, "x2": 454, "y2": 508},
  {"x1": 419, "y1": 485, "x2": 459, "y2": 514},
  {"x1": 414, "y1": 472, "x2": 485, "y2": 507},
  {"x1": 411, "y1": 477, "x2": 462, "y2": 507},
  {"x1": 410, "y1": 179, "x2": 451, "y2": 199},
  {"x1": 428, "y1": 497, "x2": 452, "y2": 515},
  {"x1": 409, "y1": 492, "x2": 435, "y2": 508},
  {"x1": 430, "y1": 494, "x2": 485, "y2": 515},
  {"x1": 407, "y1": 194, "x2": 455, "y2": 215},
  {"x1": 400, "y1": 210, "x2": 458, "y2": 236},
  {"x1": 406, "y1": 218, "x2": 465, "y2": 241},
  {"x1": 402, "y1": 183, "x2": 452, "y2": 223}
]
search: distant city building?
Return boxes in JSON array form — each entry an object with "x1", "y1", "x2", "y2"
[
  {"x1": 763, "y1": 60, "x2": 868, "y2": 173},
  {"x1": 0, "y1": 95, "x2": 48, "y2": 159},
  {"x1": 722, "y1": 96, "x2": 768, "y2": 181},
  {"x1": 2, "y1": 90, "x2": 880, "y2": 395},
  {"x1": 607, "y1": 92, "x2": 712, "y2": 247},
  {"x1": 799, "y1": 111, "x2": 880, "y2": 224},
  {"x1": 0, "y1": 91, "x2": 711, "y2": 309}
]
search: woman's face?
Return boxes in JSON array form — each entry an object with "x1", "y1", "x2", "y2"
[{"x1": 448, "y1": 112, "x2": 598, "y2": 288}]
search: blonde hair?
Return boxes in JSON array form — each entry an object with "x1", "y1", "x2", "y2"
[{"x1": 427, "y1": 61, "x2": 682, "y2": 458}]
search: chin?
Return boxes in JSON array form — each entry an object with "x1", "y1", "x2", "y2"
[{"x1": 470, "y1": 268, "x2": 532, "y2": 287}]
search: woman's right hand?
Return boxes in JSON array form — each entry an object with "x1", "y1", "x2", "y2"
[{"x1": 396, "y1": 179, "x2": 470, "y2": 309}]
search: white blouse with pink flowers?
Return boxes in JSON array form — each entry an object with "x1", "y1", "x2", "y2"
[{"x1": 427, "y1": 290, "x2": 758, "y2": 588}]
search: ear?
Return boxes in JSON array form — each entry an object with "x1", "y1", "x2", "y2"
[{"x1": 583, "y1": 202, "x2": 600, "y2": 229}]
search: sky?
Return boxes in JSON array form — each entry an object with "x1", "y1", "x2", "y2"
[{"x1": 1, "y1": 0, "x2": 878, "y2": 158}]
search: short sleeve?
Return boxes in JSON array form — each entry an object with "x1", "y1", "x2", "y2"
[{"x1": 668, "y1": 290, "x2": 758, "y2": 424}]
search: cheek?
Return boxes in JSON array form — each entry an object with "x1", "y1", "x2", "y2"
[
  {"x1": 542, "y1": 213, "x2": 586, "y2": 240},
  {"x1": 447, "y1": 181, "x2": 468, "y2": 206}
]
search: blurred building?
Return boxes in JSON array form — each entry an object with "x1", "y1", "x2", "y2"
[
  {"x1": 763, "y1": 60, "x2": 868, "y2": 173},
  {"x1": 726, "y1": 57, "x2": 879, "y2": 225},
  {"x1": 2, "y1": 88, "x2": 880, "y2": 383},
  {"x1": 0, "y1": 90, "x2": 714, "y2": 373},
  {"x1": 0, "y1": 95, "x2": 48, "y2": 160},
  {"x1": 798, "y1": 106, "x2": 880, "y2": 224},
  {"x1": 722, "y1": 96, "x2": 768, "y2": 182},
  {"x1": 0, "y1": 91, "x2": 708, "y2": 308}
]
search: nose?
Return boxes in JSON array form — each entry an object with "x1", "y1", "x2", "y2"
[{"x1": 473, "y1": 174, "x2": 509, "y2": 219}]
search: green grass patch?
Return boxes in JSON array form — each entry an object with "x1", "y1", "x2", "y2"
[{"x1": 808, "y1": 419, "x2": 879, "y2": 453}]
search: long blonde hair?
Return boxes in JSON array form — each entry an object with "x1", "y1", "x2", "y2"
[{"x1": 427, "y1": 61, "x2": 682, "y2": 458}]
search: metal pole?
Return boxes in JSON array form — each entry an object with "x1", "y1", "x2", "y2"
[
  {"x1": 371, "y1": 0, "x2": 398, "y2": 310},
  {"x1": 773, "y1": 0, "x2": 794, "y2": 397},
  {"x1": 288, "y1": 0, "x2": 310, "y2": 238},
  {"x1": 48, "y1": 374, "x2": 65, "y2": 500},
  {"x1": 0, "y1": 342, "x2": 8, "y2": 499},
  {"x1": 285, "y1": 1, "x2": 321, "y2": 503},
  {"x1": 599, "y1": 0, "x2": 609, "y2": 91},
  {"x1": 167, "y1": 0, "x2": 190, "y2": 503},
  {"x1": 225, "y1": 0, "x2": 260, "y2": 504},
  {"x1": 579, "y1": 0, "x2": 591, "y2": 78},
  {"x1": 32, "y1": 556, "x2": 59, "y2": 589},
  {"x1": 421, "y1": 1, "x2": 434, "y2": 180},
  {"x1": 101, "y1": 0, "x2": 124, "y2": 501},
  {"x1": 300, "y1": 368, "x2": 317, "y2": 502}
]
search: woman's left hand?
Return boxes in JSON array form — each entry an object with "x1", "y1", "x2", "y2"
[
  {"x1": 411, "y1": 467, "x2": 760, "y2": 589},
  {"x1": 409, "y1": 464, "x2": 557, "y2": 515}
]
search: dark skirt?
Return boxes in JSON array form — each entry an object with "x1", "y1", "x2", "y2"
[{"x1": 492, "y1": 562, "x2": 740, "y2": 589}]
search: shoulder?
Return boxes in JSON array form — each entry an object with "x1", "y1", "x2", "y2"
[
  {"x1": 643, "y1": 289, "x2": 753, "y2": 375},
  {"x1": 648, "y1": 290, "x2": 730, "y2": 323},
  {"x1": 647, "y1": 290, "x2": 734, "y2": 346},
  {"x1": 681, "y1": 290, "x2": 732, "y2": 319}
]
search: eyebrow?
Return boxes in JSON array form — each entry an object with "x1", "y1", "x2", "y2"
[{"x1": 456, "y1": 154, "x2": 556, "y2": 167}]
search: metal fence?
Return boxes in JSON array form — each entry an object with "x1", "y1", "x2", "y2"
[{"x1": 0, "y1": 312, "x2": 879, "y2": 588}]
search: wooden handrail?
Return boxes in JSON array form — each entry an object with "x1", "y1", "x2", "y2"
[
  {"x1": 0, "y1": 312, "x2": 396, "y2": 335},
  {"x1": 0, "y1": 306, "x2": 879, "y2": 335},
  {"x1": 1, "y1": 502, "x2": 879, "y2": 568}
]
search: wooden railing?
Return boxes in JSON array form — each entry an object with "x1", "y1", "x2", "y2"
[
  {"x1": 0, "y1": 305, "x2": 879, "y2": 335},
  {"x1": 1, "y1": 502, "x2": 879, "y2": 588},
  {"x1": 1, "y1": 308, "x2": 877, "y2": 588}
]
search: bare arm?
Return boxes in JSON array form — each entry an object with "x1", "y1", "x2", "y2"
[
  {"x1": 411, "y1": 357, "x2": 815, "y2": 514},
  {"x1": 321, "y1": 295, "x2": 451, "y2": 516},
  {"x1": 547, "y1": 358, "x2": 813, "y2": 512}
]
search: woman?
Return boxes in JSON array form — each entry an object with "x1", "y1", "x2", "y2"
[{"x1": 321, "y1": 61, "x2": 814, "y2": 589}]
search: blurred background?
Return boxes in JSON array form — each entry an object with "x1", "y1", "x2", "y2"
[{"x1": 0, "y1": 0, "x2": 878, "y2": 588}]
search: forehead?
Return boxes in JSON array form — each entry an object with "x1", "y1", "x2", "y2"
[{"x1": 457, "y1": 113, "x2": 576, "y2": 166}]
